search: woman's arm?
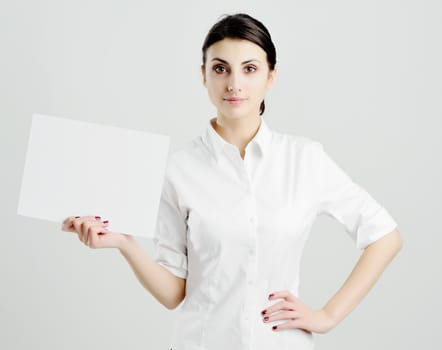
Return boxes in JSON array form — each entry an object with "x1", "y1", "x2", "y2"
[
  {"x1": 321, "y1": 228, "x2": 402, "y2": 327},
  {"x1": 62, "y1": 216, "x2": 186, "y2": 310},
  {"x1": 262, "y1": 228, "x2": 402, "y2": 333},
  {"x1": 119, "y1": 236, "x2": 186, "y2": 310}
]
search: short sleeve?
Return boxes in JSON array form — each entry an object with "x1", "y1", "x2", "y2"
[
  {"x1": 152, "y1": 171, "x2": 188, "y2": 279},
  {"x1": 314, "y1": 142, "x2": 398, "y2": 249}
]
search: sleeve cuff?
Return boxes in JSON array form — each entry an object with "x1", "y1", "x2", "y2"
[
  {"x1": 156, "y1": 261, "x2": 188, "y2": 279},
  {"x1": 356, "y1": 207, "x2": 398, "y2": 249}
]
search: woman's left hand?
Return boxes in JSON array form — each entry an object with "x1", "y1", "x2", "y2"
[{"x1": 260, "y1": 290, "x2": 336, "y2": 334}]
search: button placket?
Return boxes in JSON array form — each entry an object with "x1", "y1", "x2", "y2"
[
  {"x1": 245, "y1": 196, "x2": 258, "y2": 309},
  {"x1": 241, "y1": 156, "x2": 257, "y2": 331},
  {"x1": 246, "y1": 244, "x2": 257, "y2": 287}
]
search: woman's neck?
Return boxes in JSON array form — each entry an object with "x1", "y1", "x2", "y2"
[{"x1": 212, "y1": 114, "x2": 262, "y2": 158}]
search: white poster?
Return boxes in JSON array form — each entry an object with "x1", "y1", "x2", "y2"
[{"x1": 17, "y1": 113, "x2": 170, "y2": 238}]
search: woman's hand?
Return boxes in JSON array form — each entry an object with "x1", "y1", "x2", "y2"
[
  {"x1": 61, "y1": 215, "x2": 131, "y2": 250},
  {"x1": 260, "y1": 290, "x2": 336, "y2": 334}
]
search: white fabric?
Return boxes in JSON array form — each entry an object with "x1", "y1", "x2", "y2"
[{"x1": 152, "y1": 116, "x2": 397, "y2": 350}]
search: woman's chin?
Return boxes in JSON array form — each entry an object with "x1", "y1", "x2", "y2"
[{"x1": 217, "y1": 108, "x2": 257, "y2": 121}]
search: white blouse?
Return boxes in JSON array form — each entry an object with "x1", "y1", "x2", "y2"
[{"x1": 153, "y1": 116, "x2": 397, "y2": 350}]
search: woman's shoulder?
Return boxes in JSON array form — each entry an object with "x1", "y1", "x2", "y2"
[
  {"x1": 169, "y1": 136, "x2": 204, "y2": 159},
  {"x1": 163, "y1": 136, "x2": 206, "y2": 171},
  {"x1": 270, "y1": 127, "x2": 323, "y2": 153}
]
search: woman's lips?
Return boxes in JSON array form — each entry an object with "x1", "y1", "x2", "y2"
[{"x1": 224, "y1": 97, "x2": 246, "y2": 104}]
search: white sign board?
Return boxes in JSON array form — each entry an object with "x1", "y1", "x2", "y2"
[{"x1": 17, "y1": 113, "x2": 170, "y2": 238}]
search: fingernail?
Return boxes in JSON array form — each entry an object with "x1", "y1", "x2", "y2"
[
  {"x1": 261, "y1": 310, "x2": 267, "y2": 315},
  {"x1": 75, "y1": 216, "x2": 80, "y2": 218},
  {"x1": 263, "y1": 316, "x2": 269, "y2": 322},
  {"x1": 95, "y1": 216, "x2": 101, "y2": 220},
  {"x1": 268, "y1": 293, "x2": 275, "y2": 299},
  {"x1": 272, "y1": 325, "x2": 278, "y2": 330},
  {"x1": 103, "y1": 220, "x2": 109, "y2": 224}
]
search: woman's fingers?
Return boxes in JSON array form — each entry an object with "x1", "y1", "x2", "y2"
[
  {"x1": 268, "y1": 290, "x2": 298, "y2": 303},
  {"x1": 85, "y1": 224, "x2": 109, "y2": 248},
  {"x1": 262, "y1": 290, "x2": 301, "y2": 316},
  {"x1": 274, "y1": 318, "x2": 312, "y2": 333},
  {"x1": 261, "y1": 291, "x2": 334, "y2": 333},
  {"x1": 61, "y1": 215, "x2": 126, "y2": 250},
  {"x1": 263, "y1": 309, "x2": 300, "y2": 323},
  {"x1": 62, "y1": 215, "x2": 107, "y2": 243},
  {"x1": 81, "y1": 217, "x2": 104, "y2": 243},
  {"x1": 72, "y1": 216, "x2": 89, "y2": 242},
  {"x1": 61, "y1": 216, "x2": 80, "y2": 232},
  {"x1": 262, "y1": 300, "x2": 294, "y2": 317},
  {"x1": 260, "y1": 290, "x2": 311, "y2": 331}
]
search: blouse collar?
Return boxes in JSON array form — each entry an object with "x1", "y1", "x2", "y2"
[{"x1": 202, "y1": 116, "x2": 272, "y2": 163}]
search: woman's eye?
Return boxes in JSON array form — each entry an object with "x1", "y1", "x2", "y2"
[
  {"x1": 214, "y1": 65, "x2": 226, "y2": 73},
  {"x1": 246, "y1": 65, "x2": 257, "y2": 73}
]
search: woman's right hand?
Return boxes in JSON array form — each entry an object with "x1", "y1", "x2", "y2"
[
  {"x1": 62, "y1": 217, "x2": 185, "y2": 309},
  {"x1": 61, "y1": 215, "x2": 132, "y2": 250}
]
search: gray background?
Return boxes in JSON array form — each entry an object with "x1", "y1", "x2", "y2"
[{"x1": 1, "y1": 0, "x2": 441, "y2": 349}]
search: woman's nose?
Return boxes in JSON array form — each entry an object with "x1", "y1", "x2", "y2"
[{"x1": 226, "y1": 72, "x2": 242, "y2": 93}]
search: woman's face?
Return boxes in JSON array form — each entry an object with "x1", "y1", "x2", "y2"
[{"x1": 202, "y1": 38, "x2": 276, "y2": 121}]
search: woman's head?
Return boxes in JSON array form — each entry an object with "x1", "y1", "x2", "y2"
[{"x1": 201, "y1": 13, "x2": 277, "y2": 119}]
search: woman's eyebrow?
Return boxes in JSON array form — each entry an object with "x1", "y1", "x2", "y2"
[{"x1": 211, "y1": 57, "x2": 261, "y2": 64}]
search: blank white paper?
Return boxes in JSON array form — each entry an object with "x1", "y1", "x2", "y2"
[{"x1": 17, "y1": 113, "x2": 170, "y2": 238}]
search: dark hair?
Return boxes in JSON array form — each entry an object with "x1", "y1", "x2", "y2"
[{"x1": 201, "y1": 13, "x2": 277, "y2": 115}]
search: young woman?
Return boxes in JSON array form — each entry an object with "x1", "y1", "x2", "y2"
[{"x1": 62, "y1": 13, "x2": 402, "y2": 349}]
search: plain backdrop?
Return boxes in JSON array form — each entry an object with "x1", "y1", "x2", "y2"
[{"x1": 1, "y1": 0, "x2": 441, "y2": 349}]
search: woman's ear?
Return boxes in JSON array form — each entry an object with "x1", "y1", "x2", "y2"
[
  {"x1": 201, "y1": 65, "x2": 207, "y2": 86},
  {"x1": 267, "y1": 65, "x2": 277, "y2": 89}
]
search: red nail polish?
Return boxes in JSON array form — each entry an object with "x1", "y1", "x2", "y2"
[
  {"x1": 268, "y1": 293, "x2": 275, "y2": 299},
  {"x1": 272, "y1": 325, "x2": 278, "y2": 330},
  {"x1": 74, "y1": 216, "x2": 80, "y2": 218},
  {"x1": 264, "y1": 316, "x2": 269, "y2": 321},
  {"x1": 103, "y1": 220, "x2": 109, "y2": 224},
  {"x1": 95, "y1": 216, "x2": 101, "y2": 220},
  {"x1": 261, "y1": 310, "x2": 267, "y2": 315}
]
